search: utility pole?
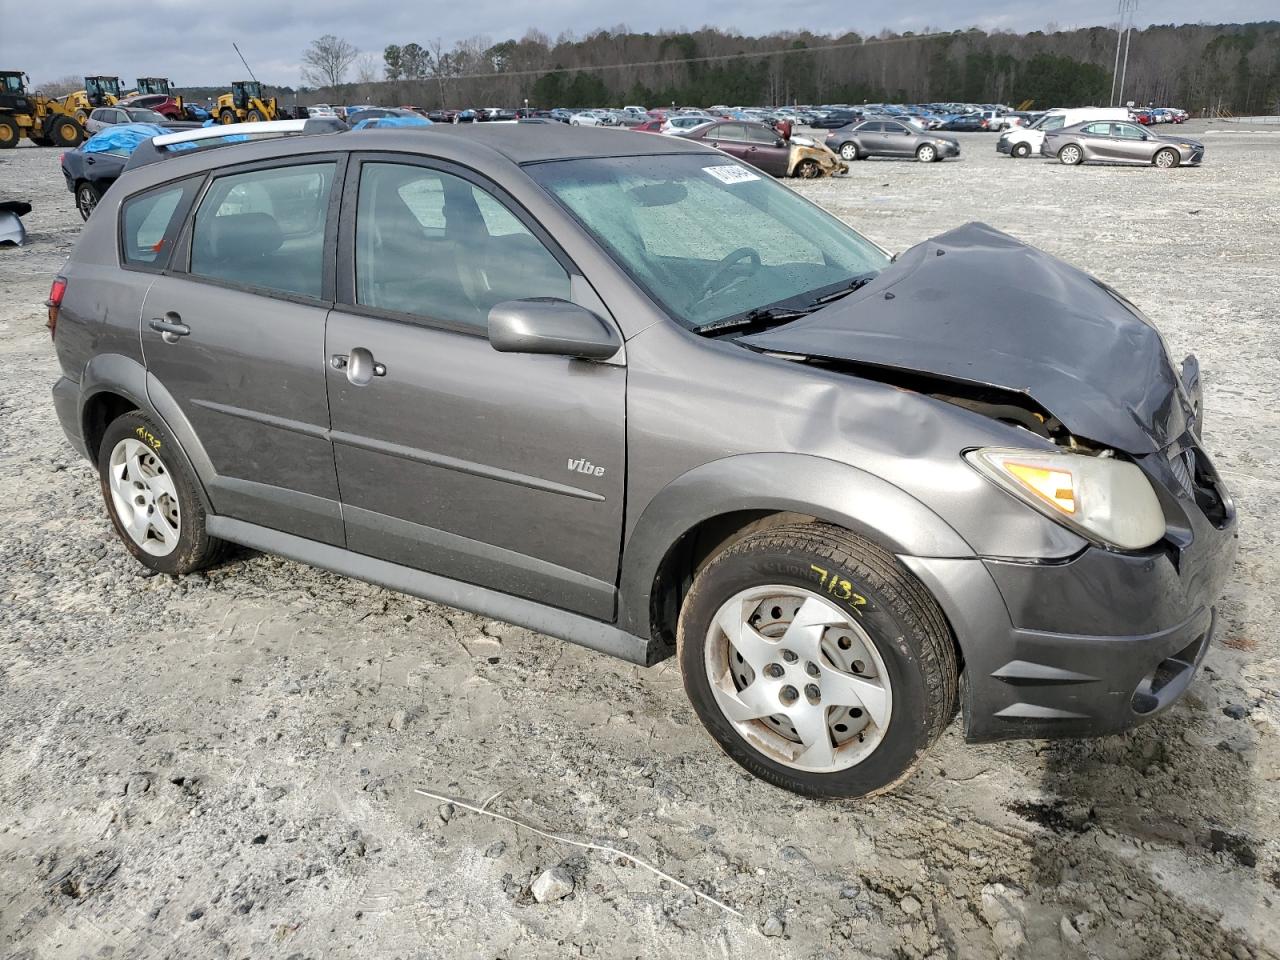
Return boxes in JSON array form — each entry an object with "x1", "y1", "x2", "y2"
[{"x1": 1111, "y1": 0, "x2": 1138, "y2": 106}]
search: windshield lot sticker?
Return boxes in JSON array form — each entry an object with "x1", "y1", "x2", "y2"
[{"x1": 703, "y1": 165, "x2": 761, "y2": 184}]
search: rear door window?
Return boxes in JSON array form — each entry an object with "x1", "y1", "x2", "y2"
[
  {"x1": 189, "y1": 162, "x2": 336, "y2": 299},
  {"x1": 120, "y1": 178, "x2": 202, "y2": 272}
]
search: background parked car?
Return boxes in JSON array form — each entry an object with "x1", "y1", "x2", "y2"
[
  {"x1": 825, "y1": 119, "x2": 960, "y2": 162},
  {"x1": 677, "y1": 120, "x2": 846, "y2": 177},
  {"x1": 809, "y1": 108, "x2": 864, "y2": 129},
  {"x1": 997, "y1": 107, "x2": 1131, "y2": 158},
  {"x1": 662, "y1": 114, "x2": 715, "y2": 134},
  {"x1": 631, "y1": 118, "x2": 665, "y2": 133},
  {"x1": 84, "y1": 105, "x2": 171, "y2": 135},
  {"x1": 1043, "y1": 119, "x2": 1204, "y2": 168},
  {"x1": 939, "y1": 113, "x2": 987, "y2": 132}
]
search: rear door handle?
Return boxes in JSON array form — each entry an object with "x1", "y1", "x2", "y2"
[{"x1": 149, "y1": 314, "x2": 190, "y2": 343}]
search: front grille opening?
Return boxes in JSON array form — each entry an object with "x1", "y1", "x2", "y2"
[{"x1": 1131, "y1": 632, "x2": 1207, "y2": 715}]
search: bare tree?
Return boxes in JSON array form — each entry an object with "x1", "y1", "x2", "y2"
[
  {"x1": 301, "y1": 34, "x2": 359, "y2": 89},
  {"x1": 354, "y1": 53, "x2": 381, "y2": 85},
  {"x1": 33, "y1": 74, "x2": 82, "y2": 97}
]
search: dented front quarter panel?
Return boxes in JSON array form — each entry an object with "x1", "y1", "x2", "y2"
[{"x1": 787, "y1": 141, "x2": 848, "y2": 177}]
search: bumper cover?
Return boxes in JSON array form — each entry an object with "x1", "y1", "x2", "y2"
[
  {"x1": 903, "y1": 501, "x2": 1238, "y2": 742},
  {"x1": 996, "y1": 138, "x2": 1012, "y2": 154},
  {"x1": 52, "y1": 375, "x2": 89, "y2": 459}
]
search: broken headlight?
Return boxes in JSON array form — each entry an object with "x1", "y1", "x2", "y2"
[{"x1": 965, "y1": 447, "x2": 1166, "y2": 551}]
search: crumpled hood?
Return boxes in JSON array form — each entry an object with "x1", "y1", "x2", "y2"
[{"x1": 741, "y1": 222, "x2": 1194, "y2": 454}]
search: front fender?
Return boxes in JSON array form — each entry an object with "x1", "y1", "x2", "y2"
[{"x1": 617, "y1": 452, "x2": 975, "y2": 637}]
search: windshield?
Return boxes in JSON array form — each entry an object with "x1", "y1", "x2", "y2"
[
  {"x1": 2, "y1": 75, "x2": 22, "y2": 93},
  {"x1": 528, "y1": 154, "x2": 889, "y2": 331},
  {"x1": 125, "y1": 108, "x2": 166, "y2": 122}
]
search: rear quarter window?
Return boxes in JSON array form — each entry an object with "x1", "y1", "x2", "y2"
[{"x1": 120, "y1": 177, "x2": 202, "y2": 272}]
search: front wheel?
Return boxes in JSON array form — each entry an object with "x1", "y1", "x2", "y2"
[
  {"x1": 1059, "y1": 143, "x2": 1083, "y2": 165},
  {"x1": 219, "y1": 108, "x2": 236, "y2": 125},
  {"x1": 97, "y1": 410, "x2": 227, "y2": 575},
  {"x1": 677, "y1": 523, "x2": 958, "y2": 799},
  {"x1": 0, "y1": 117, "x2": 19, "y2": 149},
  {"x1": 75, "y1": 181, "x2": 102, "y2": 220},
  {"x1": 1154, "y1": 148, "x2": 1179, "y2": 169},
  {"x1": 838, "y1": 142, "x2": 858, "y2": 161},
  {"x1": 1011, "y1": 142, "x2": 1031, "y2": 159},
  {"x1": 793, "y1": 159, "x2": 821, "y2": 179},
  {"x1": 246, "y1": 108, "x2": 264, "y2": 123},
  {"x1": 916, "y1": 143, "x2": 937, "y2": 162}
]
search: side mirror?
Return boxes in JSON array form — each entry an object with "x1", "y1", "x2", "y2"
[
  {"x1": 488, "y1": 298, "x2": 621, "y2": 361},
  {"x1": 775, "y1": 137, "x2": 786, "y2": 147}
]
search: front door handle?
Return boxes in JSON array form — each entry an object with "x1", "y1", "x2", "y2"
[
  {"x1": 337, "y1": 347, "x2": 386, "y2": 386},
  {"x1": 149, "y1": 314, "x2": 190, "y2": 343}
]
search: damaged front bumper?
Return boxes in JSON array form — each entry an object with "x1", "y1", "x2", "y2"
[{"x1": 902, "y1": 446, "x2": 1238, "y2": 743}]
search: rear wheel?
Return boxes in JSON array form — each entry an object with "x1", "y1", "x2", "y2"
[
  {"x1": 1059, "y1": 143, "x2": 1083, "y2": 165},
  {"x1": 1154, "y1": 148, "x2": 1179, "y2": 169},
  {"x1": 97, "y1": 410, "x2": 227, "y2": 576},
  {"x1": 1011, "y1": 142, "x2": 1031, "y2": 158},
  {"x1": 0, "y1": 117, "x2": 18, "y2": 149},
  {"x1": 838, "y1": 142, "x2": 858, "y2": 161},
  {"x1": 916, "y1": 143, "x2": 937, "y2": 162},
  {"x1": 677, "y1": 522, "x2": 958, "y2": 799},
  {"x1": 75, "y1": 181, "x2": 103, "y2": 221}
]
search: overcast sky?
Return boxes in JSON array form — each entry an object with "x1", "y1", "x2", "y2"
[{"x1": 3, "y1": 1, "x2": 1274, "y2": 88}]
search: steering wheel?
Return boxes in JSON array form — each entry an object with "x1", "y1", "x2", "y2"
[{"x1": 695, "y1": 246, "x2": 761, "y2": 302}]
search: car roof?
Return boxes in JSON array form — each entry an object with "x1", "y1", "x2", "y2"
[{"x1": 113, "y1": 123, "x2": 715, "y2": 195}]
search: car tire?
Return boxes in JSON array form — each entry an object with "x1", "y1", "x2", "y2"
[
  {"x1": 246, "y1": 109, "x2": 264, "y2": 123},
  {"x1": 0, "y1": 117, "x2": 19, "y2": 149},
  {"x1": 1059, "y1": 143, "x2": 1083, "y2": 165},
  {"x1": 50, "y1": 116, "x2": 85, "y2": 148},
  {"x1": 1011, "y1": 142, "x2": 1031, "y2": 158},
  {"x1": 916, "y1": 144, "x2": 937, "y2": 162},
  {"x1": 839, "y1": 142, "x2": 858, "y2": 161},
  {"x1": 1154, "y1": 148, "x2": 1180, "y2": 169},
  {"x1": 793, "y1": 159, "x2": 821, "y2": 179},
  {"x1": 219, "y1": 108, "x2": 236, "y2": 125},
  {"x1": 75, "y1": 181, "x2": 103, "y2": 221},
  {"x1": 677, "y1": 522, "x2": 958, "y2": 799},
  {"x1": 97, "y1": 410, "x2": 228, "y2": 576}
]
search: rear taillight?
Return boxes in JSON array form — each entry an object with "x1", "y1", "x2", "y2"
[{"x1": 47, "y1": 276, "x2": 66, "y2": 338}]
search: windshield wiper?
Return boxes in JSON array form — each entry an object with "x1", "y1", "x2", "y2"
[
  {"x1": 807, "y1": 274, "x2": 877, "y2": 308},
  {"x1": 693, "y1": 306, "x2": 810, "y2": 335}
]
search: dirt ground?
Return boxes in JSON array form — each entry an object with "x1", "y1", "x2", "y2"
[{"x1": 1, "y1": 123, "x2": 1277, "y2": 960}]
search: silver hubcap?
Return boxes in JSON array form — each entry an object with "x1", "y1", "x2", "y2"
[
  {"x1": 1063, "y1": 146, "x2": 1080, "y2": 164},
  {"x1": 919, "y1": 146, "x2": 934, "y2": 161},
  {"x1": 840, "y1": 144, "x2": 856, "y2": 160},
  {"x1": 704, "y1": 586, "x2": 892, "y2": 773},
  {"x1": 1156, "y1": 151, "x2": 1174, "y2": 168},
  {"x1": 107, "y1": 438, "x2": 181, "y2": 556}
]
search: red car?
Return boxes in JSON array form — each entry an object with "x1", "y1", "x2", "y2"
[
  {"x1": 632, "y1": 119, "x2": 665, "y2": 133},
  {"x1": 118, "y1": 93, "x2": 184, "y2": 120},
  {"x1": 1131, "y1": 109, "x2": 1154, "y2": 125}
]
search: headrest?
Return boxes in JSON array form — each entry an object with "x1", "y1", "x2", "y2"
[{"x1": 210, "y1": 212, "x2": 282, "y2": 260}]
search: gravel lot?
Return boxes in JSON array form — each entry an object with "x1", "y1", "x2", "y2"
[{"x1": 1, "y1": 124, "x2": 1277, "y2": 960}]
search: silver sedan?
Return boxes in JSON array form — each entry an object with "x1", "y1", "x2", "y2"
[{"x1": 1042, "y1": 120, "x2": 1203, "y2": 168}]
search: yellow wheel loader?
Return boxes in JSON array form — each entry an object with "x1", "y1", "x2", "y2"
[
  {"x1": 0, "y1": 70, "x2": 87, "y2": 148},
  {"x1": 60, "y1": 76, "x2": 122, "y2": 123},
  {"x1": 214, "y1": 81, "x2": 277, "y2": 124}
]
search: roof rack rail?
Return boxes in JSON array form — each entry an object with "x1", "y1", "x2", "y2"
[{"x1": 123, "y1": 118, "x2": 348, "y2": 172}]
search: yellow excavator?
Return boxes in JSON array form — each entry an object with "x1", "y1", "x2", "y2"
[
  {"x1": 59, "y1": 76, "x2": 123, "y2": 123},
  {"x1": 0, "y1": 70, "x2": 86, "y2": 148},
  {"x1": 213, "y1": 80, "x2": 277, "y2": 124},
  {"x1": 129, "y1": 77, "x2": 189, "y2": 120}
]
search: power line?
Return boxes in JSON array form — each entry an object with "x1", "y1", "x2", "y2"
[{"x1": 382, "y1": 30, "x2": 964, "y2": 85}]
